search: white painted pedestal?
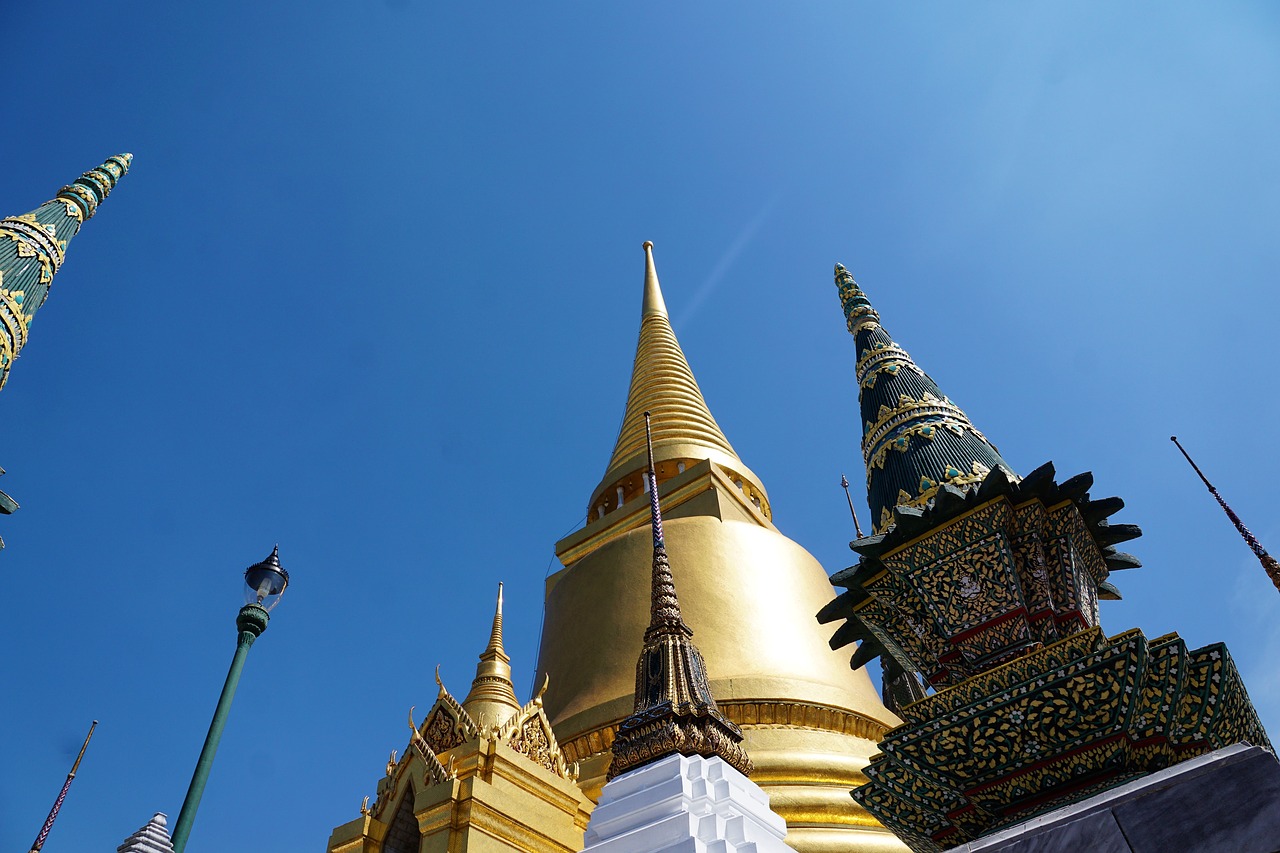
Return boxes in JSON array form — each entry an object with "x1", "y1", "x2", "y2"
[{"x1": 582, "y1": 754, "x2": 792, "y2": 853}]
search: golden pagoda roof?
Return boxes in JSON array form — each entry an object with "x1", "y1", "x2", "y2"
[{"x1": 588, "y1": 242, "x2": 768, "y2": 516}]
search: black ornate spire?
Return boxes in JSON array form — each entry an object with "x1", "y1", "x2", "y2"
[
  {"x1": 606, "y1": 412, "x2": 752, "y2": 780},
  {"x1": 835, "y1": 264, "x2": 1016, "y2": 532}
]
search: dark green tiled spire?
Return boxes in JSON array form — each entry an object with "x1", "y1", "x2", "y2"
[
  {"x1": 0, "y1": 154, "x2": 132, "y2": 391},
  {"x1": 834, "y1": 264, "x2": 1015, "y2": 532}
]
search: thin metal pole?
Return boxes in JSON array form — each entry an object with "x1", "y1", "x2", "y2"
[
  {"x1": 1171, "y1": 435, "x2": 1280, "y2": 593},
  {"x1": 171, "y1": 605, "x2": 268, "y2": 853},
  {"x1": 841, "y1": 473, "x2": 865, "y2": 538},
  {"x1": 29, "y1": 720, "x2": 97, "y2": 853}
]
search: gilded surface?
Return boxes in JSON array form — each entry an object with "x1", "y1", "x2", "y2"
[
  {"x1": 588, "y1": 243, "x2": 770, "y2": 520},
  {"x1": 509, "y1": 715, "x2": 557, "y2": 775},
  {"x1": 330, "y1": 605, "x2": 590, "y2": 853},
  {"x1": 537, "y1": 248, "x2": 904, "y2": 851},
  {"x1": 422, "y1": 702, "x2": 466, "y2": 753}
]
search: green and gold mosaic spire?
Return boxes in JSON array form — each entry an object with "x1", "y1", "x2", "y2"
[
  {"x1": 835, "y1": 263, "x2": 1015, "y2": 532},
  {"x1": 820, "y1": 266, "x2": 1268, "y2": 852},
  {"x1": 0, "y1": 154, "x2": 132, "y2": 392}
]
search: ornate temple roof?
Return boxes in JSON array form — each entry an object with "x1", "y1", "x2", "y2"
[
  {"x1": 0, "y1": 154, "x2": 131, "y2": 392},
  {"x1": 588, "y1": 242, "x2": 768, "y2": 518},
  {"x1": 330, "y1": 585, "x2": 591, "y2": 853},
  {"x1": 607, "y1": 413, "x2": 751, "y2": 780},
  {"x1": 834, "y1": 263, "x2": 1015, "y2": 532}
]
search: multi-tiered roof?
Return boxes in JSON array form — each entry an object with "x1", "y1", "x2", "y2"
[{"x1": 820, "y1": 264, "x2": 1269, "y2": 852}]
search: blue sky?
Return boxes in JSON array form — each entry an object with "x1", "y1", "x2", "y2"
[{"x1": 4, "y1": 3, "x2": 1279, "y2": 850}]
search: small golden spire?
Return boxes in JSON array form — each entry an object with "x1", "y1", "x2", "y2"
[{"x1": 461, "y1": 583, "x2": 521, "y2": 732}]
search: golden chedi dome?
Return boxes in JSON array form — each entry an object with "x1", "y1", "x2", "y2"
[{"x1": 535, "y1": 243, "x2": 907, "y2": 852}]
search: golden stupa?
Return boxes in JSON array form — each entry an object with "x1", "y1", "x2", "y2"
[{"x1": 535, "y1": 242, "x2": 906, "y2": 852}]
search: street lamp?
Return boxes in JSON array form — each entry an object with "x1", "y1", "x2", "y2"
[{"x1": 170, "y1": 546, "x2": 289, "y2": 853}]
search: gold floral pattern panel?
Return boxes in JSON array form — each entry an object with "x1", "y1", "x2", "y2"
[
  {"x1": 423, "y1": 704, "x2": 465, "y2": 753},
  {"x1": 1010, "y1": 501, "x2": 1059, "y2": 645},
  {"x1": 508, "y1": 715, "x2": 558, "y2": 775},
  {"x1": 860, "y1": 568, "x2": 955, "y2": 678},
  {"x1": 1044, "y1": 536, "x2": 1089, "y2": 634}
]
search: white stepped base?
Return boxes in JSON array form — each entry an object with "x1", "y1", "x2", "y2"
[
  {"x1": 117, "y1": 812, "x2": 176, "y2": 853},
  {"x1": 582, "y1": 753, "x2": 792, "y2": 853}
]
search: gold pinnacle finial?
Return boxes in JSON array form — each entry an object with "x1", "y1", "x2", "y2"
[
  {"x1": 462, "y1": 582, "x2": 521, "y2": 731},
  {"x1": 485, "y1": 581, "x2": 506, "y2": 655},
  {"x1": 641, "y1": 241, "x2": 666, "y2": 317}
]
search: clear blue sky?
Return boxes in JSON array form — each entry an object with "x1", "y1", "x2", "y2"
[{"x1": 4, "y1": 4, "x2": 1279, "y2": 850}]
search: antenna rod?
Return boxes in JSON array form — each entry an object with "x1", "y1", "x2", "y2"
[
  {"x1": 29, "y1": 720, "x2": 97, "y2": 853},
  {"x1": 841, "y1": 474, "x2": 865, "y2": 538},
  {"x1": 1172, "y1": 435, "x2": 1280, "y2": 593}
]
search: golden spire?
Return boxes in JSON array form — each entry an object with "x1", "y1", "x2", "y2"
[
  {"x1": 589, "y1": 242, "x2": 764, "y2": 515},
  {"x1": 461, "y1": 583, "x2": 521, "y2": 731},
  {"x1": 486, "y1": 581, "x2": 507, "y2": 653}
]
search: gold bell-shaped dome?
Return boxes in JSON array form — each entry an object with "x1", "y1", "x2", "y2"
[{"x1": 535, "y1": 243, "x2": 907, "y2": 852}]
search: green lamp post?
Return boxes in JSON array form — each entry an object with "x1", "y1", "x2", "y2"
[{"x1": 171, "y1": 546, "x2": 289, "y2": 853}]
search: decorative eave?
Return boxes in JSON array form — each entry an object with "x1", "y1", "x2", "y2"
[
  {"x1": 819, "y1": 462, "x2": 1141, "y2": 687},
  {"x1": 841, "y1": 461, "x2": 1139, "y2": 565}
]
